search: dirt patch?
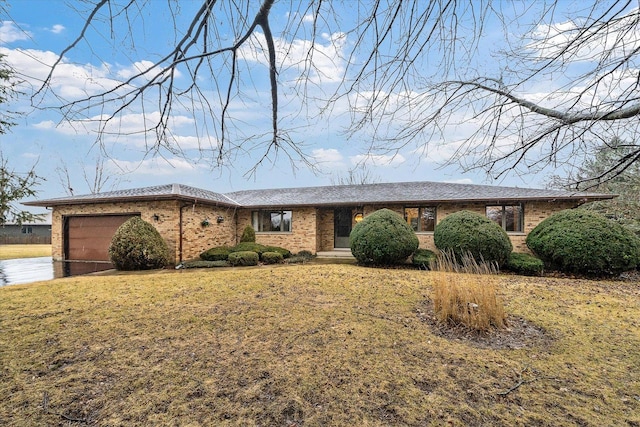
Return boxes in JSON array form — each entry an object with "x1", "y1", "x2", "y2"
[{"x1": 417, "y1": 299, "x2": 552, "y2": 350}]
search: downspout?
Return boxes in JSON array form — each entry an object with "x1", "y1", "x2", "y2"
[{"x1": 179, "y1": 202, "x2": 190, "y2": 264}]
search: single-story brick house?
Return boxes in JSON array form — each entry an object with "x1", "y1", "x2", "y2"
[{"x1": 24, "y1": 181, "x2": 614, "y2": 265}]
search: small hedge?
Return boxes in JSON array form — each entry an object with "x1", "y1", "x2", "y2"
[
  {"x1": 412, "y1": 249, "x2": 436, "y2": 269},
  {"x1": 433, "y1": 210, "x2": 512, "y2": 267},
  {"x1": 350, "y1": 208, "x2": 419, "y2": 265},
  {"x1": 228, "y1": 251, "x2": 259, "y2": 266},
  {"x1": 108, "y1": 217, "x2": 171, "y2": 270},
  {"x1": 504, "y1": 253, "x2": 544, "y2": 276},
  {"x1": 527, "y1": 209, "x2": 640, "y2": 276},
  {"x1": 264, "y1": 246, "x2": 292, "y2": 258},
  {"x1": 200, "y1": 246, "x2": 233, "y2": 261},
  {"x1": 261, "y1": 251, "x2": 284, "y2": 264},
  {"x1": 230, "y1": 242, "x2": 269, "y2": 256},
  {"x1": 181, "y1": 260, "x2": 230, "y2": 268}
]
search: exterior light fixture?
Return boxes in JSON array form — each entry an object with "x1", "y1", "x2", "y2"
[
  {"x1": 354, "y1": 213, "x2": 364, "y2": 223},
  {"x1": 152, "y1": 214, "x2": 160, "y2": 221}
]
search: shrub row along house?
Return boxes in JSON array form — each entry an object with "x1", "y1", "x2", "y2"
[{"x1": 24, "y1": 181, "x2": 613, "y2": 266}]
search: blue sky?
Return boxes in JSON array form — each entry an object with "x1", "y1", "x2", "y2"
[{"x1": 1, "y1": 1, "x2": 631, "y2": 211}]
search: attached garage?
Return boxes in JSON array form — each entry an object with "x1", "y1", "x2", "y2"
[{"x1": 64, "y1": 214, "x2": 138, "y2": 262}]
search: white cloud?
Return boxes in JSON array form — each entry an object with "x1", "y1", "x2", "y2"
[
  {"x1": 0, "y1": 21, "x2": 31, "y2": 44},
  {"x1": 529, "y1": 8, "x2": 640, "y2": 62},
  {"x1": 240, "y1": 30, "x2": 347, "y2": 85},
  {"x1": 350, "y1": 153, "x2": 406, "y2": 167},
  {"x1": 443, "y1": 178, "x2": 474, "y2": 185},
  {"x1": 49, "y1": 24, "x2": 65, "y2": 34},
  {"x1": 313, "y1": 148, "x2": 343, "y2": 163},
  {"x1": 302, "y1": 14, "x2": 315, "y2": 24}
]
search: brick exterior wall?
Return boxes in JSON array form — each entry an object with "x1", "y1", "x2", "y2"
[
  {"x1": 51, "y1": 198, "x2": 581, "y2": 264},
  {"x1": 51, "y1": 201, "x2": 237, "y2": 264},
  {"x1": 236, "y1": 207, "x2": 318, "y2": 254},
  {"x1": 317, "y1": 201, "x2": 579, "y2": 253}
]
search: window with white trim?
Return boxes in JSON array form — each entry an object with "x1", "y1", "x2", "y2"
[
  {"x1": 486, "y1": 204, "x2": 523, "y2": 232},
  {"x1": 252, "y1": 210, "x2": 292, "y2": 232}
]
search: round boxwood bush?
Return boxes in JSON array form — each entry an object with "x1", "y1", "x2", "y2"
[
  {"x1": 261, "y1": 251, "x2": 284, "y2": 264},
  {"x1": 433, "y1": 210, "x2": 512, "y2": 266},
  {"x1": 350, "y1": 208, "x2": 419, "y2": 265},
  {"x1": 240, "y1": 225, "x2": 256, "y2": 243},
  {"x1": 264, "y1": 245, "x2": 292, "y2": 259},
  {"x1": 200, "y1": 245, "x2": 232, "y2": 261},
  {"x1": 108, "y1": 217, "x2": 171, "y2": 270},
  {"x1": 228, "y1": 251, "x2": 259, "y2": 266},
  {"x1": 526, "y1": 209, "x2": 640, "y2": 276},
  {"x1": 504, "y1": 252, "x2": 544, "y2": 276}
]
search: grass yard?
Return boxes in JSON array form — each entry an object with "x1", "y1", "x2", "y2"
[
  {"x1": 0, "y1": 264, "x2": 639, "y2": 426},
  {"x1": 0, "y1": 244, "x2": 52, "y2": 260}
]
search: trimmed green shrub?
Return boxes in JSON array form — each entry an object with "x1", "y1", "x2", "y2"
[
  {"x1": 228, "y1": 251, "x2": 259, "y2": 266},
  {"x1": 108, "y1": 217, "x2": 171, "y2": 270},
  {"x1": 526, "y1": 209, "x2": 640, "y2": 276},
  {"x1": 286, "y1": 250, "x2": 315, "y2": 264},
  {"x1": 261, "y1": 251, "x2": 284, "y2": 264},
  {"x1": 230, "y1": 242, "x2": 268, "y2": 256},
  {"x1": 504, "y1": 252, "x2": 544, "y2": 276},
  {"x1": 296, "y1": 250, "x2": 314, "y2": 259},
  {"x1": 181, "y1": 260, "x2": 230, "y2": 268},
  {"x1": 350, "y1": 208, "x2": 419, "y2": 265},
  {"x1": 412, "y1": 248, "x2": 436, "y2": 269},
  {"x1": 433, "y1": 210, "x2": 512, "y2": 267},
  {"x1": 200, "y1": 245, "x2": 232, "y2": 261},
  {"x1": 264, "y1": 246, "x2": 292, "y2": 258},
  {"x1": 240, "y1": 225, "x2": 256, "y2": 243}
]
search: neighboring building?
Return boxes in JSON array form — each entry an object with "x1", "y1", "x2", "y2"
[
  {"x1": 0, "y1": 212, "x2": 52, "y2": 244},
  {"x1": 23, "y1": 181, "x2": 614, "y2": 264}
]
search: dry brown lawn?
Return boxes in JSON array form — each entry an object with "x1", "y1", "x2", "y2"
[
  {"x1": 0, "y1": 245, "x2": 51, "y2": 260},
  {"x1": 0, "y1": 264, "x2": 639, "y2": 426}
]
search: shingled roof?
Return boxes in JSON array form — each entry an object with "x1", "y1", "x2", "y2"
[
  {"x1": 23, "y1": 184, "x2": 239, "y2": 207},
  {"x1": 25, "y1": 181, "x2": 614, "y2": 208}
]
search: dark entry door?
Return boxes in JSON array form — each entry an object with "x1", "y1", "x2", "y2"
[{"x1": 334, "y1": 208, "x2": 352, "y2": 248}]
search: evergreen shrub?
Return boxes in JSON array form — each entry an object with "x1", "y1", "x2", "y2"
[
  {"x1": 412, "y1": 248, "x2": 436, "y2": 269},
  {"x1": 240, "y1": 225, "x2": 256, "y2": 243},
  {"x1": 504, "y1": 252, "x2": 544, "y2": 276},
  {"x1": 433, "y1": 210, "x2": 512, "y2": 267},
  {"x1": 526, "y1": 209, "x2": 640, "y2": 276},
  {"x1": 350, "y1": 208, "x2": 419, "y2": 265},
  {"x1": 108, "y1": 217, "x2": 171, "y2": 270},
  {"x1": 228, "y1": 251, "x2": 259, "y2": 266},
  {"x1": 261, "y1": 251, "x2": 284, "y2": 264},
  {"x1": 200, "y1": 246, "x2": 232, "y2": 261}
]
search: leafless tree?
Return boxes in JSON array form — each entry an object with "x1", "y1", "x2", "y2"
[
  {"x1": 55, "y1": 156, "x2": 125, "y2": 196},
  {"x1": 31, "y1": 1, "x2": 640, "y2": 184},
  {"x1": 330, "y1": 166, "x2": 379, "y2": 186}
]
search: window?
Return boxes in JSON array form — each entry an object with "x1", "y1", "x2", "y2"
[
  {"x1": 404, "y1": 207, "x2": 436, "y2": 232},
  {"x1": 486, "y1": 205, "x2": 523, "y2": 232},
  {"x1": 21, "y1": 226, "x2": 33, "y2": 234},
  {"x1": 252, "y1": 210, "x2": 292, "y2": 232}
]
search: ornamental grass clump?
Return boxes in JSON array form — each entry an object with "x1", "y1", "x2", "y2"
[
  {"x1": 108, "y1": 217, "x2": 171, "y2": 270},
  {"x1": 431, "y1": 271, "x2": 506, "y2": 332}
]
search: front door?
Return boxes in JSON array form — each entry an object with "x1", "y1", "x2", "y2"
[{"x1": 334, "y1": 208, "x2": 352, "y2": 248}]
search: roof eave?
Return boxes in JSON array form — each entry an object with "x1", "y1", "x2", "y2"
[{"x1": 23, "y1": 194, "x2": 240, "y2": 208}]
